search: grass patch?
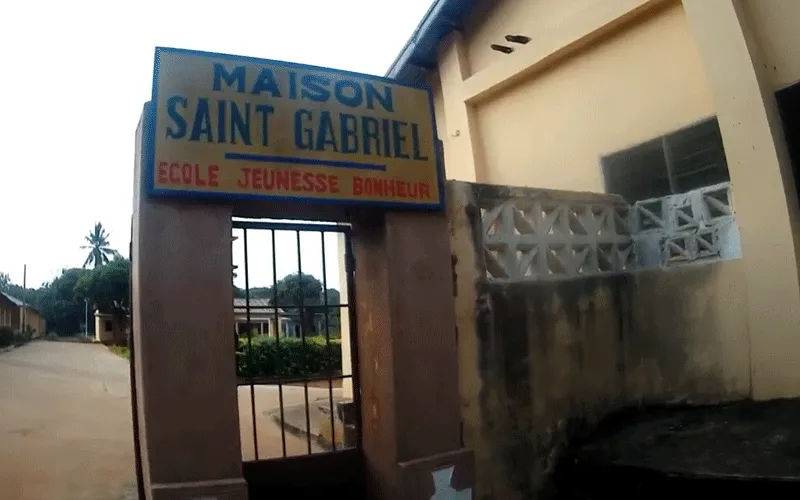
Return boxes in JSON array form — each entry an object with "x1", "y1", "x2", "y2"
[{"x1": 110, "y1": 345, "x2": 130, "y2": 360}]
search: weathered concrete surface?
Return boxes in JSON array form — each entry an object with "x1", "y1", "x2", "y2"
[
  {"x1": 0, "y1": 341, "x2": 136, "y2": 500},
  {"x1": 448, "y1": 180, "x2": 755, "y2": 500},
  {"x1": 576, "y1": 398, "x2": 800, "y2": 478}
]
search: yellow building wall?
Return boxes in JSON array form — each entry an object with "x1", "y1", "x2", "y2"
[
  {"x1": 471, "y1": 2, "x2": 714, "y2": 191},
  {"x1": 743, "y1": 0, "x2": 800, "y2": 90}
]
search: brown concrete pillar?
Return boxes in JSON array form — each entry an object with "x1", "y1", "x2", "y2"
[
  {"x1": 132, "y1": 107, "x2": 248, "y2": 500},
  {"x1": 353, "y1": 211, "x2": 473, "y2": 500}
]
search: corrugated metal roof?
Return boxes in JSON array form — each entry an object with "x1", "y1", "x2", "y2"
[
  {"x1": 385, "y1": 0, "x2": 477, "y2": 83},
  {"x1": 1, "y1": 291, "x2": 26, "y2": 307}
]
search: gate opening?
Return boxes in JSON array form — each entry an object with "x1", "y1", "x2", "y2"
[{"x1": 231, "y1": 219, "x2": 363, "y2": 498}]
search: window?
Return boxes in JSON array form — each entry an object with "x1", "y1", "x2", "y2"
[
  {"x1": 105, "y1": 320, "x2": 113, "y2": 332},
  {"x1": 602, "y1": 118, "x2": 730, "y2": 203}
]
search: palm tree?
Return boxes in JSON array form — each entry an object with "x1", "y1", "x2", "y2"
[{"x1": 81, "y1": 223, "x2": 117, "y2": 268}]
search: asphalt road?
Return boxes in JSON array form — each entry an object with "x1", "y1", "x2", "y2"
[{"x1": 0, "y1": 340, "x2": 335, "y2": 500}]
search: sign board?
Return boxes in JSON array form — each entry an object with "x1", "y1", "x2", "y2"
[{"x1": 145, "y1": 47, "x2": 443, "y2": 209}]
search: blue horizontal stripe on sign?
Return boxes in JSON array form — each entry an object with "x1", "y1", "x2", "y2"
[{"x1": 224, "y1": 153, "x2": 387, "y2": 172}]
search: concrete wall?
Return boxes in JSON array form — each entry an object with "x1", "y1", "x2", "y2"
[
  {"x1": 429, "y1": 0, "x2": 800, "y2": 401},
  {"x1": 469, "y1": 2, "x2": 713, "y2": 191},
  {"x1": 448, "y1": 181, "x2": 751, "y2": 500},
  {"x1": 743, "y1": 0, "x2": 800, "y2": 90}
]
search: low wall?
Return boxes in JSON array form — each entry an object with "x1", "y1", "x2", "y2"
[{"x1": 448, "y1": 181, "x2": 751, "y2": 500}]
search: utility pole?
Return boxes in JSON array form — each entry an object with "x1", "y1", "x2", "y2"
[
  {"x1": 21, "y1": 265, "x2": 27, "y2": 334},
  {"x1": 85, "y1": 299, "x2": 90, "y2": 337}
]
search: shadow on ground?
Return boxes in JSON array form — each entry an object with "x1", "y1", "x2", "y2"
[{"x1": 552, "y1": 398, "x2": 800, "y2": 499}]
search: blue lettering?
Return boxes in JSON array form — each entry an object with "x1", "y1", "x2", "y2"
[
  {"x1": 340, "y1": 114, "x2": 358, "y2": 153},
  {"x1": 301, "y1": 74, "x2": 330, "y2": 102},
  {"x1": 361, "y1": 117, "x2": 380, "y2": 156},
  {"x1": 392, "y1": 121, "x2": 409, "y2": 159},
  {"x1": 250, "y1": 68, "x2": 282, "y2": 97},
  {"x1": 334, "y1": 80, "x2": 363, "y2": 108},
  {"x1": 294, "y1": 109, "x2": 314, "y2": 150},
  {"x1": 365, "y1": 83, "x2": 394, "y2": 112},
  {"x1": 381, "y1": 119, "x2": 391, "y2": 157},
  {"x1": 216, "y1": 101, "x2": 227, "y2": 143},
  {"x1": 315, "y1": 111, "x2": 338, "y2": 152},
  {"x1": 289, "y1": 72, "x2": 298, "y2": 99},
  {"x1": 213, "y1": 64, "x2": 245, "y2": 93},
  {"x1": 165, "y1": 95, "x2": 187, "y2": 139},
  {"x1": 411, "y1": 123, "x2": 429, "y2": 161},
  {"x1": 230, "y1": 102, "x2": 251, "y2": 145},
  {"x1": 255, "y1": 104, "x2": 275, "y2": 146},
  {"x1": 189, "y1": 98, "x2": 213, "y2": 142}
]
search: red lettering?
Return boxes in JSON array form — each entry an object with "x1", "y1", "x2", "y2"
[
  {"x1": 208, "y1": 165, "x2": 219, "y2": 187},
  {"x1": 302, "y1": 172, "x2": 315, "y2": 192},
  {"x1": 329, "y1": 175, "x2": 339, "y2": 193},
  {"x1": 158, "y1": 161, "x2": 168, "y2": 183},
  {"x1": 290, "y1": 171, "x2": 302, "y2": 191},
  {"x1": 192, "y1": 164, "x2": 206, "y2": 186},
  {"x1": 397, "y1": 180, "x2": 407, "y2": 198},
  {"x1": 168, "y1": 163, "x2": 179, "y2": 183},
  {"x1": 353, "y1": 177, "x2": 363, "y2": 195},
  {"x1": 238, "y1": 168, "x2": 251, "y2": 188},
  {"x1": 276, "y1": 171, "x2": 290, "y2": 190},
  {"x1": 420, "y1": 183, "x2": 430, "y2": 199},
  {"x1": 407, "y1": 181, "x2": 418, "y2": 199},
  {"x1": 180, "y1": 163, "x2": 191, "y2": 184},
  {"x1": 252, "y1": 168, "x2": 263, "y2": 189},
  {"x1": 384, "y1": 179, "x2": 395, "y2": 197}
]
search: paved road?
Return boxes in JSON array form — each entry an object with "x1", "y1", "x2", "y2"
[{"x1": 0, "y1": 341, "x2": 337, "y2": 500}]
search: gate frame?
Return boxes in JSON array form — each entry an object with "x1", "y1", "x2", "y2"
[
  {"x1": 131, "y1": 102, "x2": 473, "y2": 500},
  {"x1": 232, "y1": 219, "x2": 365, "y2": 497}
]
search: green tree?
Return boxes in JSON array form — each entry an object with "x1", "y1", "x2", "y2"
[
  {"x1": 275, "y1": 272, "x2": 323, "y2": 335},
  {"x1": 36, "y1": 268, "x2": 89, "y2": 334},
  {"x1": 74, "y1": 258, "x2": 130, "y2": 315},
  {"x1": 81, "y1": 222, "x2": 118, "y2": 268},
  {"x1": 0, "y1": 272, "x2": 9, "y2": 292}
]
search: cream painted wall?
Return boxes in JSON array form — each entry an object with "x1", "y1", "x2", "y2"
[
  {"x1": 429, "y1": 71, "x2": 448, "y2": 141},
  {"x1": 473, "y1": 3, "x2": 715, "y2": 191},
  {"x1": 743, "y1": 0, "x2": 800, "y2": 90},
  {"x1": 464, "y1": 0, "x2": 615, "y2": 75}
]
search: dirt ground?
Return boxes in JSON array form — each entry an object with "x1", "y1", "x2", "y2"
[{"x1": 0, "y1": 341, "x2": 338, "y2": 500}]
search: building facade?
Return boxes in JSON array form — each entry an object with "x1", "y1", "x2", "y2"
[
  {"x1": 0, "y1": 291, "x2": 46, "y2": 336},
  {"x1": 387, "y1": 0, "x2": 800, "y2": 398}
]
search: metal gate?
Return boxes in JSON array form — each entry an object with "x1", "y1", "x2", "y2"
[{"x1": 232, "y1": 219, "x2": 363, "y2": 499}]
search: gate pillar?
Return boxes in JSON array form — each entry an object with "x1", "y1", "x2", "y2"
[
  {"x1": 131, "y1": 108, "x2": 248, "y2": 500},
  {"x1": 353, "y1": 211, "x2": 474, "y2": 500}
]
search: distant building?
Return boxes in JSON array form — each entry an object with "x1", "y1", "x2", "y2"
[
  {"x1": 233, "y1": 298, "x2": 327, "y2": 338},
  {"x1": 0, "y1": 291, "x2": 46, "y2": 336}
]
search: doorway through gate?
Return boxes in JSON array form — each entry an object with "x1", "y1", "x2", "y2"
[{"x1": 231, "y1": 219, "x2": 363, "y2": 499}]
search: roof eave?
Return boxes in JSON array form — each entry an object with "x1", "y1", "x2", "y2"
[{"x1": 385, "y1": 0, "x2": 475, "y2": 83}]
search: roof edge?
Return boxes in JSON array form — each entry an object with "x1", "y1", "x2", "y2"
[{"x1": 385, "y1": 0, "x2": 475, "y2": 82}]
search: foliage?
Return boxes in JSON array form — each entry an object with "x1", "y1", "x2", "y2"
[
  {"x1": 36, "y1": 268, "x2": 90, "y2": 334},
  {"x1": 13, "y1": 329, "x2": 32, "y2": 347},
  {"x1": 236, "y1": 335, "x2": 342, "y2": 379},
  {"x1": 81, "y1": 222, "x2": 119, "y2": 269},
  {"x1": 0, "y1": 272, "x2": 9, "y2": 292},
  {"x1": 110, "y1": 345, "x2": 131, "y2": 360},
  {"x1": 0, "y1": 326, "x2": 14, "y2": 348},
  {"x1": 274, "y1": 272, "x2": 325, "y2": 335},
  {"x1": 74, "y1": 258, "x2": 130, "y2": 315}
]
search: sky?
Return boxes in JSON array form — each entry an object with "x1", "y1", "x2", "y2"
[{"x1": 0, "y1": 0, "x2": 433, "y2": 289}]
